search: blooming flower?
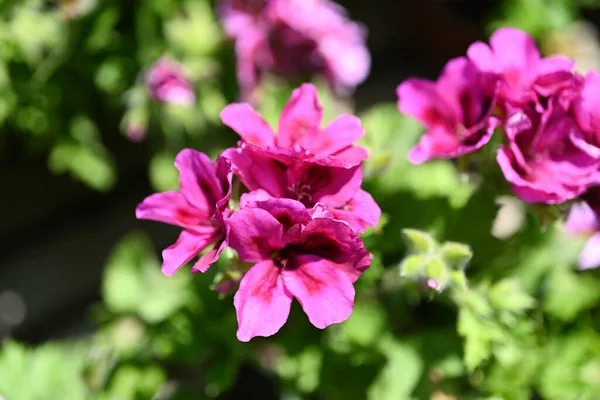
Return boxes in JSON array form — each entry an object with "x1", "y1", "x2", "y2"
[
  {"x1": 226, "y1": 198, "x2": 371, "y2": 341},
  {"x1": 467, "y1": 26, "x2": 574, "y2": 106},
  {"x1": 221, "y1": 83, "x2": 380, "y2": 232},
  {"x1": 496, "y1": 96, "x2": 600, "y2": 204},
  {"x1": 221, "y1": 83, "x2": 368, "y2": 165},
  {"x1": 136, "y1": 149, "x2": 232, "y2": 276},
  {"x1": 146, "y1": 57, "x2": 195, "y2": 106},
  {"x1": 397, "y1": 56, "x2": 500, "y2": 164},
  {"x1": 565, "y1": 201, "x2": 600, "y2": 270},
  {"x1": 217, "y1": 0, "x2": 370, "y2": 100}
]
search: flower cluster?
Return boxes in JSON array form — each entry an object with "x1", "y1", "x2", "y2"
[
  {"x1": 397, "y1": 27, "x2": 600, "y2": 206},
  {"x1": 136, "y1": 83, "x2": 380, "y2": 341},
  {"x1": 217, "y1": 0, "x2": 370, "y2": 100}
]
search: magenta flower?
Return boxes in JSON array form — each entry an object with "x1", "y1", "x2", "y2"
[
  {"x1": 136, "y1": 149, "x2": 232, "y2": 276},
  {"x1": 146, "y1": 57, "x2": 195, "y2": 106},
  {"x1": 397, "y1": 56, "x2": 500, "y2": 164},
  {"x1": 573, "y1": 71, "x2": 600, "y2": 135},
  {"x1": 221, "y1": 83, "x2": 368, "y2": 165},
  {"x1": 226, "y1": 198, "x2": 371, "y2": 341},
  {"x1": 496, "y1": 96, "x2": 600, "y2": 204},
  {"x1": 467, "y1": 26, "x2": 573, "y2": 106},
  {"x1": 217, "y1": 0, "x2": 370, "y2": 99},
  {"x1": 565, "y1": 201, "x2": 600, "y2": 270},
  {"x1": 221, "y1": 83, "x2": 380, "y2": 232}
]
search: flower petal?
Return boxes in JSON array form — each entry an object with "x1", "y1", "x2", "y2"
[
  {"x1": 278, "y1": 83, "x2": 323, "y2": 147},
  {"x1": 282, "y1": 255, "x2": 355, "y2": 329},
  {"x1": 136, "y1": 191, "x2": 211, "y2": 230},
  {"x1": 192, "y1": 235, "x2": 228, "y2": 273},
  {"x1": 234, "y1": 260, "x2": 293, "y2": 342},
  {"x1": 303, "y1": 114, "x2": 366, "y2": 160},
  {"x1": 333, "y1": 189, "x2": 381, "y2": 233},
  {"x1": 565, "y1": 202, "x2": 598, "y2": 235},
  {"x1": 227, "y1": 207, "x2": 284, "y2": 262},
  {"x1": 579, "y1": 232, "x2": 600, "y2": 270},
  {"x1": 397, "y1": 78, "x2": 454, "y2": 128},
  {"x1": 220, "y1": 103, "x2": 276, "y2": 147},
  {"x1": 252, "y1": 198, "x2": 312, "y2": 228},
  {"x1": 162, "y1": 230, "x2": 217, "y2": 276},
  {"x1": 175, "y1": 149, "x2": 222, "y2": 215},
  {"x1": 228, "y1": 147, "x2": 287, "y2": 198}
]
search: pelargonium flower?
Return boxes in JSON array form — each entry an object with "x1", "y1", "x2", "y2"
[
  {"x1": 565, "y1": 200, "x2": 600, "y2": 270},
  {"x1": 221, "y1": 83, "x2": 368, "y2": 165},
  {"x1": 226, "y1": 198, "x2": 371, "y2": 341},
  {"x1": 496, "y1": 96, "x2": 600, "y2": 204},
  {"x1": 217, "y1": 0, "x2": 370, "y2": 100},
  {"x1": 397, "y1": 56, "x2": 500, "y2": 164},
  {"x1": 136, "y1": 149, "x2": 232, "y2": 276},
  {"x1": 221, "y1": 83, "x2": 380, "y2": 232},
  {"x1": 146, "y1": 57, "x2": 195, "y2": 106},
  {"x1": 467, "y1": 26, "x2": 574, "y2": 106}
]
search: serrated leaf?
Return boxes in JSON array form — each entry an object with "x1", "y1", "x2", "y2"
[
  {"x1": 402, "y1": 229, "x2": 437, "y2": 254},
  {"x1": 488, "y1": 278, "x2": 536, "y2": 313}
]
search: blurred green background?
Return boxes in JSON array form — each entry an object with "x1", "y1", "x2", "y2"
[{"x1": 2, "y1": 0, "x2": 600, "y2": 399}]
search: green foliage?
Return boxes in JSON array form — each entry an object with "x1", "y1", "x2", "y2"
[
  {"x1": 102, "y1": 232, "x2": 192, "y2": 323},
  {"x1": 0, "y1": 340, "x2": 88, "y2": 400}
]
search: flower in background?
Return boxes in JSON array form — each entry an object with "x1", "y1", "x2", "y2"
[
  {"x1": 136, "y1": 149, "x2": 232, "y2": 276},
  {"x1": 145, "y1": 57, "x2": 195, "y2": 106},
  {"x1": 221, "y1": 83, "x2": 380, "y2": 232},
  {"x1": 397, "y1": 56, "x2": 500, "y2": 164},
  {"x1": 467, "y1": 27, "x2": 573, "y2": 106},
  {"x1": 227, "y1": 198, "x2": 370, "y2": 341},
  {"x1": 565, "y1": 200, "x2": 600, "y2": 270},
  {"x1": 217, "y1": 0, "x2": 370, "y2": 100}
]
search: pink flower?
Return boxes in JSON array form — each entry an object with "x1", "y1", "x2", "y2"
[
  {"x1": 220, "y1": 83, "x2": 380, "y2": 232},
  {"x1": 565, "y1": 201, "x2": 600, "y2": 270},
  {"x1": 467, "y1": 27, "x2": 574, "y2": 106},
  {"x1": 146, "y1": 57, "x2": 195, "y2": 106},
  {"x1": 217, "y1": 0, "x2": 370, "y2": 99},
  {"x1": 497, "y1": 96, "x2": 600, "y2": 204},
  {"x1": 226, "y1": 198, "x2": 371, "y2": 341},
  {"x1": 573, "y1": 71, "x2": 600, "y2": 135},
  {"x1": 136, "y1": 149, "x2": 232, "y2": 276},
  {"x1": 397, "y1": 57, "x2": 500, "y2": 164},
  {"x1": 221, "y1": 83, "x2": 368, "y2": 166}
]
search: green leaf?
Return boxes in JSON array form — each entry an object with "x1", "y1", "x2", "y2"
[
  {"x1": 48, "y1": 139, "x2": 117, "y2": 191},
  {"x1": 543, "y1": 267, "x2": 600, "y2": 322},
  {"x1": 402, "y1": 229, "x2": 437, "y2": 254},
  {"x1": 335, "y1": 303, "x2": 387, "y2": 348},
  {"x1": 488, "y1": 278, "x2": 536, "y2": 313},
  {"x1": 149, "y1": 152, "x2": 179, "y2": 192},
  {"x1": 102, "y1": 232, "x2": 191, "y2": 323},
  {"x1": 368, "y1": 335, "x2": 423, "y2": 400},
  {"x1": 276, "y1": 347, "x2": 323, "y2": 394},
  {"x1": 0, "y1": 340, "x2": 88, "y2": 400}
]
